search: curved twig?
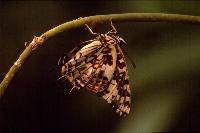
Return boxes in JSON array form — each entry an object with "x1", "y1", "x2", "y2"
[{"x1": 1, "y1": 13, "x2": 200, "y2": 98}]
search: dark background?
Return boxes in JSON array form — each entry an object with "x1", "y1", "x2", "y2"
[{"x1": 0, "y1": 1, "x2": 200, "y2": 132}]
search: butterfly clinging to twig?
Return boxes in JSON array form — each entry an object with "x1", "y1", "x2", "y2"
[{"x1": 58, "y1": 20, "x2": 135, "y2": 117}]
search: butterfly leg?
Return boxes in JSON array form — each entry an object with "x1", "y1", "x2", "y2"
[
  {"x1": 85, "y1": 24, "x2": 99, "y2": 35},
  {"x1": 108, "y1": 19, "x2": 117, "y2": 34}
]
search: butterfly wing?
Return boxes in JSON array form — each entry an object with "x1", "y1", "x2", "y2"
[
  {"x1": 61, "y1": 41, "x2": 104, "y2": 89},
  {"x1": 97, "y1": 44, "x2": 131, "y2": 117},
  {"x1": 85, "y1": 42, "x2": 117, "y2": 93},
  {"x1": 61, "y1": 41, "x2": 117, "y2": 92}
]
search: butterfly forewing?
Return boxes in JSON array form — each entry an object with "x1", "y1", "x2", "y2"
[{"x1": 97, "y1": 44, "x2": 131, "y2": 116}]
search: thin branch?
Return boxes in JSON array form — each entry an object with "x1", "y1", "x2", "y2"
[{"x1": 1, "y1": 13, "x2": 200, "y2": 99}]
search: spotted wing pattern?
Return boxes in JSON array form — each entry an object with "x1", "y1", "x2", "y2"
[
  {"x1": 61, "y1": 40, "x2": 116, "y2": 92},
  {"x1": 60, "y1": 33, "x2": 133, "y2": 117},
  {"x1": 98, "y1": 44, "x2": 131, "y2": 116}
]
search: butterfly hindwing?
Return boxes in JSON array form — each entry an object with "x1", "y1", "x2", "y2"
[{"x1": 61, "y1": 41, "x2": 104, "y2": 89}]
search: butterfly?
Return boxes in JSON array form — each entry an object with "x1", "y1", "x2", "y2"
[{"x1": 58, "y1": 21, "x2": 135, "y2": 117}]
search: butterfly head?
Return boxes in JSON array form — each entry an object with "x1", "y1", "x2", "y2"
[{"x1": 97, "y1": 33, "x2": 127, "y2": 46}]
